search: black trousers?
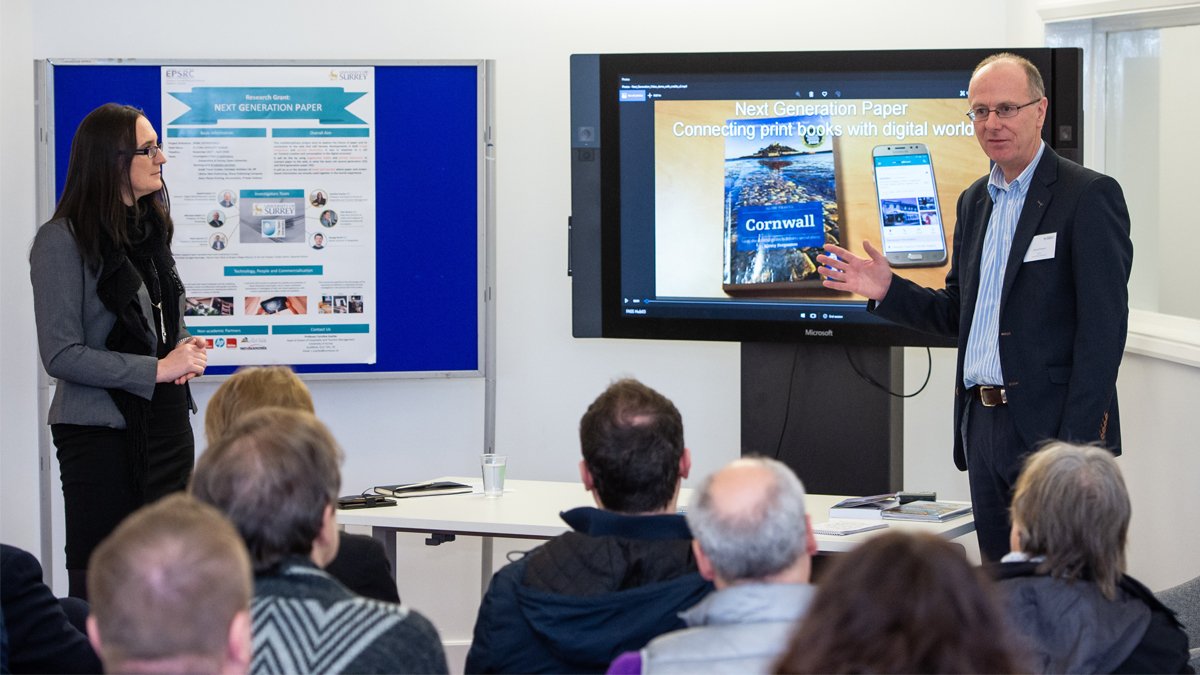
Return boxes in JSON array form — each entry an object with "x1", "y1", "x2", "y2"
[
  {"x1": 961, "y1": 397, "x2": 1029, "y2": 563},
  {"x1": 52, "y1": 391, "x2": 194, "y2": 594}
]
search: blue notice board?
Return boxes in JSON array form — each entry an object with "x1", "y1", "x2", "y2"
[{"x1": 45, "y1": 61, "x2": 487, "y2": 377}]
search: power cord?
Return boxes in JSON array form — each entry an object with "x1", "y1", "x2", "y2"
[
  {"x1": 773, "y1": 344, "x2": 933, "y2": 460},
  {"x1": 772, "y1": 343, "x2": 802, "y2": 460},
  {"x1": 843, "y1": 345, "x2": 932, "y2": 398}
]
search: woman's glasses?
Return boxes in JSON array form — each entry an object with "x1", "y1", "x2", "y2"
[{"x1": 130, "y1": 142, "x2": 164, "y2": 159}]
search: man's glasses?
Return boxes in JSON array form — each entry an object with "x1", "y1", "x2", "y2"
[
  {"x1": 966, "y1": 99, "x2": 1040, "y2": 122},
  {"x1": 130, "y1": 142, "x2": 164, "y2": 159}
]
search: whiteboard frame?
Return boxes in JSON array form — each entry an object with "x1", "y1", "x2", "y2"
[{"x1": 33, "y1": 58, "x2": 497, "y2": 582}]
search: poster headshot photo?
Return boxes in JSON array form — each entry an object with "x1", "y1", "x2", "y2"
[
  {"x1": 218, "y1": 189, "x2": 236, "y2": 208},
  {"x1": 319, "y1": 209, "x2": 338, "y2": 228},
  {"x1": 309, "y1": 189, "x2": 327, "y2": 207},
  {"x1": 209, "y1": 232, "x2": 228, "y2": 251},
  {"x1": 208, "y1": 210, "x2": 224, "y2": 228},
  {"x1": 311, "y1": 232, "x2": 326, "y2": 250}
]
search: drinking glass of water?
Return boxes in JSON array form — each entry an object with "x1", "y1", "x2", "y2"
[{"x1": 481, "y1": 454, "x2": 507, "y2": 497}]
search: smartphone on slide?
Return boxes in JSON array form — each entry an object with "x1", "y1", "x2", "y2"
[{"x1": 872, "y1": 143, "x2": 947, "y2": 267}]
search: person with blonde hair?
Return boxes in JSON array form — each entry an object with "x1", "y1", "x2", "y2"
[
  {"x1": 774, "y1": 531, "x2": 1024, "y2": 674},
  {"x1": 204, "y1": 365, "x2": 400, "y2": 604},
  {"x1": 994, "y1": 441, "x2": 1189, "y2": 673},
  {"x1": 87, "y1": 493, "x2": 252, "y2": 675}
]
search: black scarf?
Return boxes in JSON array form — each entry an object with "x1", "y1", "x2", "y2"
[{"x1": 94, "y1": 208, "x2": 182, "y2": 500}]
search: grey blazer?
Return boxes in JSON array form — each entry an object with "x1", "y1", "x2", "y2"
[{"x1": 30, "y1": 218, "x2": 192, "y2": 429}]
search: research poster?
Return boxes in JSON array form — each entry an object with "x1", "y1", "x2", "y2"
[{"x1": 163, "y1": 65, "x2": 377, "y2": 365}]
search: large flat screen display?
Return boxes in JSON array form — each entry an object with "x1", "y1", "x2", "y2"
[{"x1": 570, "y1": 48, "x2": 1082, "y2": 346}]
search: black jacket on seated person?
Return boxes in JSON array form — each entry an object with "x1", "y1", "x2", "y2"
[
  {"x1": 465, "y1": 507, "x2": 713, "y2": 674},
  {"x1": 993, "y1": 560, "x2": 1192, "y2": 674},
  {"x1": 0, "y1": 544, "x2": 102, "y2": 674},
  {"x1": 324, "y1": 533, "x2": 400, "y2": 604}
]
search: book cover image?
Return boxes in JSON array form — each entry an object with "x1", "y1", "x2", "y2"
[{"x1": 722, "y1": 114, "x2": 841, "y2": 294}]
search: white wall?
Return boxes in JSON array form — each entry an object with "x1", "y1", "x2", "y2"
[
  {"x1": 4, "y1": 1, "x2": 1197, "y2": 668},
  {"x1": 2, "y1": 0, "x2": 1000, "y2": 556},
  {"x1": 0, "y1": 0, "x2": 40, "y2": 556}
]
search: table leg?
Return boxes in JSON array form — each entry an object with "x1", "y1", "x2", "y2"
[
  {"x1": 481, "y1": 535, "x2": 494, "y2": 595},
  {"x1": 371, "y1": 526, "x2": 398, "y2": 581}
]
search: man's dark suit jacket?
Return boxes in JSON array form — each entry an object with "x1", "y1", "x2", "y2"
[
  {"x1": 0, "y1": 544, "x2": 102, "y2": 673},
  {"x1": 873, "y1": 146, "x2": 1133, "y2": 472}
]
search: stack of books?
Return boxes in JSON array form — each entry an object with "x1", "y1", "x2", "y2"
[
  {"x1": 828, "y1": 493, "x2": 900, "y2": 520},
  {"x1": 881, "y1": 500, "x2": 972, "y2": 522},
  {"x1": 828, "y1": 494, "x2": 972, "y2": 523}
]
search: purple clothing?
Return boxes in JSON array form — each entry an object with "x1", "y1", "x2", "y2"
[{"x1": 607, "y1": 651, "x2": 642, "y2": 674}]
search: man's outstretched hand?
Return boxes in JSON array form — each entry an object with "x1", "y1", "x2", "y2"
[{"x1": 816, "y1": 241, "x2": 894, "y2": 301}]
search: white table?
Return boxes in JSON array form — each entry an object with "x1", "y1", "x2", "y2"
[{"x1": 337, "y1": 477, "x2": 975, "y2": 592}]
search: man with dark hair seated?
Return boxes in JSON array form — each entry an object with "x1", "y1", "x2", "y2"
[
  {"x1": 191, "y1": 408, "x2": 448, "y2": 675},
  {"x1": 995, "y1": 441, "x2": 1190, "y2": 673},
  {"x1": 465, "y1": 378, "x2": 712, "y2": 673}
]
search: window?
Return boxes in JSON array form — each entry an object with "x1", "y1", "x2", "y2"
[{"x1": 1046, "y1": 6, "x2": 1200, "y2": 367}]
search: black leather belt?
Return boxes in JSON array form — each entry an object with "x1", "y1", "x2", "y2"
[{"x1": 970, "y1": 385, "x2": 1008, "y2": 407}]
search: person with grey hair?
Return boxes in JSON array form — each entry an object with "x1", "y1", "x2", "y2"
[
  {"x1": 191, "y1": 408, "x2": 448, "y2": 675},
  {"x1": 818, "y1": 51, "x2": 1133, "y2": 563},
  {"x1": 993, "y1": 441, "x2": 1189, "y2": 673},
  {"x1": 609, "y1": 457, "x2": 817, "y2": 674}
]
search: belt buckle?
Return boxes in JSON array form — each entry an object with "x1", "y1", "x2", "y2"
[{"x1": 979, "y1": 385, "x2": 1007, "y2": 407}]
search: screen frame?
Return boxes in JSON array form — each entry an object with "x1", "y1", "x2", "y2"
[{"x1": 570, "y1": 48, "x2": 1082, "y2": 347}]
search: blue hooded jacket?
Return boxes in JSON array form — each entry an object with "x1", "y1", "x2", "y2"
[{"x1": 464, "y1": 507, "x2": 713, "y2": 674}]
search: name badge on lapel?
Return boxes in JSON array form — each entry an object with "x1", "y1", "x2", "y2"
[{"x1": 1023, "y1": 232, "x2": 1057, "y2": 262}]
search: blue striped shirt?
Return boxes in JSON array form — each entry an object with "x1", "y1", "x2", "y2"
[{"x1": 962, "y1": 142, "x2": 1046, "y2": 389}]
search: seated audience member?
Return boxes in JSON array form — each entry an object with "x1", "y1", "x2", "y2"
[
  {"x1": 611, "y1": 457, "x2": 817, "y2": 674},
  {"x1": 775, "y1": 531, "x2": 1024, "y2": 674},
  {"x1": 204, "y1": 365, "x2": 400, "y2": 604},
  {"x1": 0, "y1": 544, "x2": 101, "y2": 673},
  {"x1": 191, "y1": 408, "x2": 448, "y2": 675},
  {"x1": 995, "y1": 441, "x2": 1190, "y2": 673},
  {"x1": 465, "y1": 378, "x2": 712, "y2": 674},
  {"x1": 86, "y1": 493, "x2": 252, "y2": 675}
]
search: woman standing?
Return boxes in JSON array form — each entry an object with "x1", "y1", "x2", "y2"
[{"x1": 31, "y1": 103, "x2": 207, "y2": 599}]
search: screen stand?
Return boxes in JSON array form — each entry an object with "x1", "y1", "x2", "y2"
[{"x1": 741, "y1": 342, "x2": 903, "y2": 495}]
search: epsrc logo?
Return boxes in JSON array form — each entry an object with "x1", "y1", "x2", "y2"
[{"x1": 164, "y1": 68, "x2": 195, "y2": 80}]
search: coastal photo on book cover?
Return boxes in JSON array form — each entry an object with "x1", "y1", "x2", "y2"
[{"x1": 722, "y1": 114, "x2": 838, "y2": 294}]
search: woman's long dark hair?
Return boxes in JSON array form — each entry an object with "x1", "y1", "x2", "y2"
[
  {"x1": 775, "y1": 531, "x2": 1026, "y2": 674},
  {"x1": 50, "y1": 103, "x2": 174, "y2": 267}
]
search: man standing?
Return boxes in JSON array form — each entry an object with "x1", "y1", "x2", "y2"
[
  {"x1": 616, "y1": 457, "x2": 817, "y2": 673},
  {"x1": 819, "y1": 53, "x2": 1132, "y2": 561},
  {"x1": 465, "y1": 378, "x2": 712, "y2": 673}
]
